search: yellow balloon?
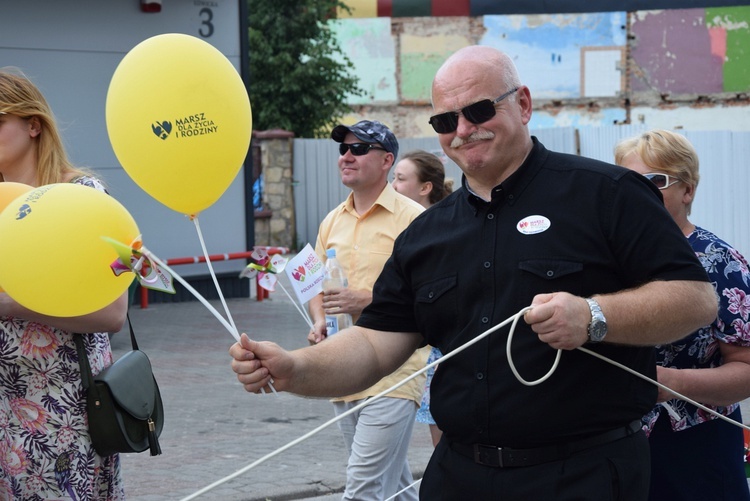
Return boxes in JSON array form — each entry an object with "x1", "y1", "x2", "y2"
[
  {"x1": 105, "y1": 33, "x2": 252, "y2": 216},
  {"x1": 0, "y1": 184, "x2": 138, "y2": 317},
  {"x1": 0, "y1": 182, "x2": 33, "y2": 293},
  {"x1": 0, "y1": 182, "x2": 33, "y2": 215}
]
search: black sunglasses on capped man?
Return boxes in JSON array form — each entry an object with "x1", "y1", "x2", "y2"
[{"x1": 339, "y1": 143, "x2": 387, "y2": 156}]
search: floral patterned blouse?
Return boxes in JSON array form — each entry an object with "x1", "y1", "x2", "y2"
[
  {"x1": 0, "y1": 176, "x2": 125, "y2": 499},
  {"x1": 642, "y1": 226, "x2": 750, "y2": 434}
]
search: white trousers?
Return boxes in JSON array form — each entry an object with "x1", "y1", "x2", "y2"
[{"x1": 333, "y1": 397, "x2": 419, "y2": 501}]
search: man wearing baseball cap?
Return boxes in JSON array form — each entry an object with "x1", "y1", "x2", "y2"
[
  {"x1": 308, "y1": 120, "x2": 429, "y2": 501},
  {"x1": 330, "y1": 119, "x2": 400, "y2": 158}
]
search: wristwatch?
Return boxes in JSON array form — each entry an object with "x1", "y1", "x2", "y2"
[{"x1": 585, "y1": 298, "x2": 607, "y2": 343}]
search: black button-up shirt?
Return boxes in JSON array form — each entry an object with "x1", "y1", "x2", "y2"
[{"x1": 357, "y1": 138, "x2": 709, "y2": 448}]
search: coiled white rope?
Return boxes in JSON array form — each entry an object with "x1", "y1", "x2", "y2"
[
  {"x1": 506, "y1": 307, "x2": 750, "y2": 433},
  {"x1": 506, "y1": 307, "x2": 561, "y2": 385},
  {"x1": 181, "y1": 306, "x2": 750, "y2": 500}
]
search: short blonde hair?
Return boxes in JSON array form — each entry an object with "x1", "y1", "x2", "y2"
[{"x1": 614, "y1": 129, "x2": 700, "y2": 212}]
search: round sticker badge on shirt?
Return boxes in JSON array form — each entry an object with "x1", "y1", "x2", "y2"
[{"x1": 517, "y1": 215, "x2": 551, "y2": 235}]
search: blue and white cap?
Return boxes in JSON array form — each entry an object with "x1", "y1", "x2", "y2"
[{"x1": 331, "y1": 120, "x2": 399, "y2": 158}]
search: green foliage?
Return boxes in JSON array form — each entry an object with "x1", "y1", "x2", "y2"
[{"x1": 248, "y1": 0, "x2": 364, "y2": 138}]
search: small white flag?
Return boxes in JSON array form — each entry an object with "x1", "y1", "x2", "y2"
[{"x1": 285, "y1": 243, "x2": 325, "y2": 304}]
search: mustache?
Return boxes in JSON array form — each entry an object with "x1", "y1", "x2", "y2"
[{"x1": 450, "y1": 129, "x2": 496, "y2": 149}]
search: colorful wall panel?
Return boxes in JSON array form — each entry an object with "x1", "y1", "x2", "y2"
[
  {"x1": 400, "y1": 19, "x2": 474, "y2": 102},
  {"x1": 480, "y1": 13, "x2": 627, "y2": 99},
  {"x1": 330, "y1": 18, "x2": 398, "y2": 104},
  {"x1": 338, "y1": 0, "x2": 472, "y2": 18},
  {"x1": 630, "y1": 6, "x2": 750, "y2": 94},
  {"x1": 709, "y1": 6, "x2": 750, "y2": 91},
  {"x1": 332, "y1": 6, "x2": 750, "y2": 132},
  {"x1": 338, "y1": 0, "x2": 748, "y2": 17}
]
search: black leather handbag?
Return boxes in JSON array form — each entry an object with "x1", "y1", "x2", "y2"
[{"x1": 74, "y1": 315, "x2": 164, "y2": 456}]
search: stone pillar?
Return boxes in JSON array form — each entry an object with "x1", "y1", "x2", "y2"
[{"x1": 252, "y1": 129, "x2": 296, "y2": 249}]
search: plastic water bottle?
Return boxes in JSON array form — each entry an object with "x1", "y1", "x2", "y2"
[{"x1": 323, "y1": 249, "x2": 353, "y2": 336}]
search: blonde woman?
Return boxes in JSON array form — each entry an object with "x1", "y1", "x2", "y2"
[
  {"x1": 0, "y1": 68, "x2": 128, "y2": 500},
  {"x1": 616, "y1": 129, "x2": 750, "y2": 501}
]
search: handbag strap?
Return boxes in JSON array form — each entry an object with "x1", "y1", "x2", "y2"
[
  {"x1": 75, "y1": 313, "x2": 139, "y2": 390},
  {"x1": 74, "y1": 334, "x2": 95, "y2": 391}
]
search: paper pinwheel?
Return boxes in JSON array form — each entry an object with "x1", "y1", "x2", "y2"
[
  {"x1": 239, "y1": 247, "x2": 314, "y2": 328},
  {"x1": 239, "y1": 247, "x2": 288, "y2": 292},
  {"x1": 105, "y1": 236, "x2": 175, "y2": 294}
]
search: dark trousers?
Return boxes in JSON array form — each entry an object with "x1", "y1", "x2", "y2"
[
  {"x1": 649, "y1": 407, "x2": 750, "y2": 501},
  {"x1": 421, "y1": 431, "x2": 650, "y2": 501}
]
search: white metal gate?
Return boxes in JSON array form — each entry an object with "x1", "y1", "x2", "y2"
[{"x1": 293, "y1": 126, "x2": 750, "y2": 258}]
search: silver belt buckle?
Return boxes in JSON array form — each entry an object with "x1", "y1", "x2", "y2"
[{"x1": 473, "y1": 444, "x2": 504, "y2": 467}]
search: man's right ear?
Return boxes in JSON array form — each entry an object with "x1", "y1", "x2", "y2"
[{"x1": 518, "y1": 86, "x2": 533, "y2": 125}]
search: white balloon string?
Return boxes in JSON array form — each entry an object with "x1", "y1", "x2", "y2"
[
  {"x1": 141, "y1": 247, "x2": 238, "y2": 342},
  {"x1": 181, "y1": 305, "x2": 750, "y2": 500},
  {"x1": 192, "y1": 216, "x2": 239, "y2": 338},
  {"x1": 142, "y1": 243, "x2": 277, "y2": 395},
  {"x1": 276, "y1": 281, "x2": 314, "y2": 329}
]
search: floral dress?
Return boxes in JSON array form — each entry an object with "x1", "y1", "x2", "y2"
[
  {"x1": 415, "y1": 347, "x2": 442, "y2": 425},
  {"x1": 0, "y1": 176, "x2": 125, "y2": 500},
  {"x1": 642, "y1": 226, "x2": 750, "y2": 500},
  {"x1": 642, "y1": 226, "x2": 750, "y2": 433}
]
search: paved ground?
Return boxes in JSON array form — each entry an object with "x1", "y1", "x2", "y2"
[{"x1": 114, "y1": 271, "x2": 750, "y2": 500}]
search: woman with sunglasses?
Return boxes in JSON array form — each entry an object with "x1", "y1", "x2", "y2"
[{"x1": 616, "y1": 129, "x2": 750, "y2": 501}]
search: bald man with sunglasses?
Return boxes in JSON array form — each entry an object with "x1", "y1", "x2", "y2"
[
  {"x1": 230, "y1": 47, "x2": 717, "y2": 500},
  {"x1": 306, "y1": 119, "x2": 428, "y2": 501}
]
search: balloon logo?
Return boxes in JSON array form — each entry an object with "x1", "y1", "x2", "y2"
[
  {"x1": 105, "y1": 33, "x2": 252, "y2": 216},
  {"x1": 0, "y1": 184, "x2": 139, "y2": 317}
]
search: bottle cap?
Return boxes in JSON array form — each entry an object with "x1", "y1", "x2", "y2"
[{"x1": 326, "y1": 249, "x2": 336, "y2": 258}]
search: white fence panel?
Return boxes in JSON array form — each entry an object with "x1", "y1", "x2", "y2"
[
  {"x1": 293, "y1": 139, "x2": 348, "y2": 249},
  {"x1": 533, "y1": 126, "x2": 578, "y2": 156},
  {"x1": 293, "y1": 127, "x2": 750, "y2": 259},
  {"x1": 685, "y1": 130, "x2": 750, "y2": 258},
  {"x1": 578, "y1": 124, "x2": 648, "y2": 162}
]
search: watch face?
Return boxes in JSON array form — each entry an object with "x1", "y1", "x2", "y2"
[{"x1": 589, "y1": 321, "x2": 607, "y2": 342}]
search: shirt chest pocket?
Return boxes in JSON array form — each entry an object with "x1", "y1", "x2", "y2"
[
  {"x1": 414, "y1": 275, "x2": 458, "y2": 342},
  {"x1": 518, "y1": 259, "x2": 583, "y2": 280}
]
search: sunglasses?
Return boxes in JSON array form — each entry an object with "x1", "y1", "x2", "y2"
[
  {"x1": 428, "y1": 87, "x2": 519, "y2": 134},
  {"x1": 643, "y1": 173, "x2": 683, "y2": 190},
  {"x1": 339, "y1": 143, "x2": 387, "y2": 156}
]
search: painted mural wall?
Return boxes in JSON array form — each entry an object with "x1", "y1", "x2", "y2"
[
  {"x1": 631, "y1": 7, "x2": 750, "y2": 94},
  {"x1": 332, "y1": 5, "x2": 750, "y2": 136}
]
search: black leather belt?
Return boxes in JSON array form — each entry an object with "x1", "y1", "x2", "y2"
[{"x1": 449, "y1": 420, "x2": 642, "y2": 468}]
